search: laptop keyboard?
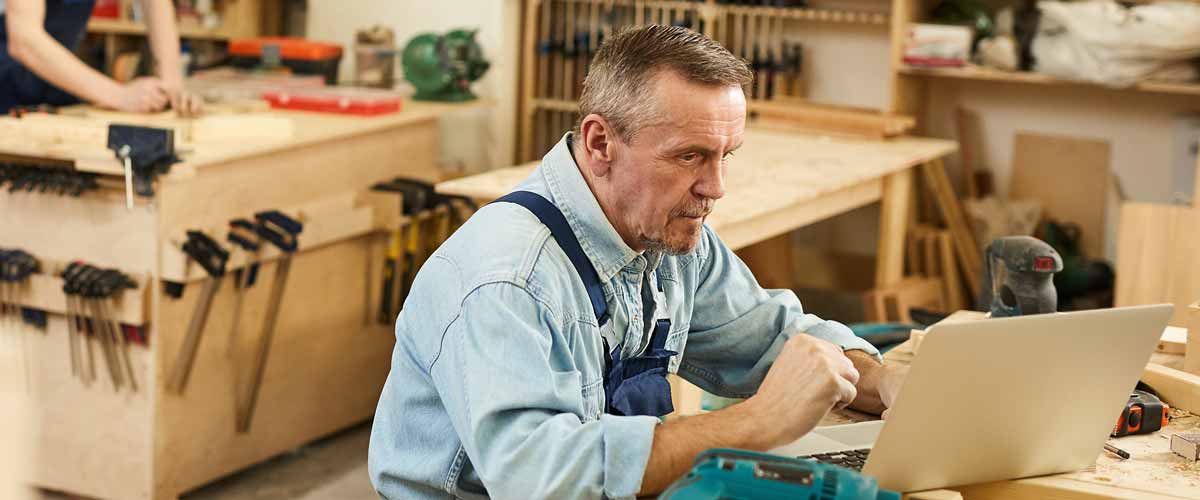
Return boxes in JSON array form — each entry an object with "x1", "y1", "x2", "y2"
[{"x1": 798, "y1": 448, "x2": 871, "y2": 471}]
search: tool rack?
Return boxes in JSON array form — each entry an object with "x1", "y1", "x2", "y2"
[
  {"x1": 0, "y1": 104, "x2": 453, "y2": 500},
  {"x1": 517, "y1": 0, "x2": 892, "y2": 162}
]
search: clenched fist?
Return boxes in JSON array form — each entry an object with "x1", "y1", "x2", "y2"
[{"x1": 742, "y1": 335, "x2": 860, "y2": 448}]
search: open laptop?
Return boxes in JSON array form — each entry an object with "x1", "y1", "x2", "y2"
[{"x1": 769, "y1": 304, "x2": 1174, "y2": 493}]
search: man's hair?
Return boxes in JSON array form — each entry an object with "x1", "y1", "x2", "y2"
[{"x1": 576, "y1": 25, "x2": 752, "y2": 141}]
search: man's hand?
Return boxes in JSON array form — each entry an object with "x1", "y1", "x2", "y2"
[
  {"x1": 110, "y1": 77, "x2": 170, "y2": 113},
  {"x1": 877, "y1": 364, "x2": 907, "y2": 419},
  {"x1": 845, "y1": 350, "x2": 908, "y2": 418},
  {"x1": 741, "y1": 335, "x2": 860, "y2": 448}
]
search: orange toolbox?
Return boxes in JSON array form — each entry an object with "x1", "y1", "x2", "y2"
[{"x1": 229, "y1": 37, "x2": 343, "y2": 84}]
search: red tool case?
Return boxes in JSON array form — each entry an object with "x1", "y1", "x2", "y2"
[{"x1": 262, "y1": 88, "x2": 404, "y2": 116}]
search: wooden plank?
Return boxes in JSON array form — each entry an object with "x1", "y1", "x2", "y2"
[
  {"x1": 6, "y1": 314, "x2": 154, "y2": 500},
  {"x1": 1113, "y1": 203, "x2": 1200, "y2": 326},
  {"x1": 876, "y1": 169, "x2": 914, "y2": 286},
  {"x1": 955, "y1": 476, "x2": 1192, "y2": 500},
  {"x1": 1011, "y1": 133, "x2": 1112, "y2": 259},
  {"x1": 1188, "y1": 302, "x2": 1200, "y2": 373},
  {"x1": 159, "y1": 192, "x2": 401, "y2": 283},
  {"x1": 0, "y1": 185, "x2": 159, "y2": 274},
  {"x1": 6, "y1": 272, "x2": 149, "y2": 325},
  {"x1": 921, "y1": 158, "x2": 982, "y2": 298},
  {"x1": 906, "y1": 491, "x2": 963, "y2": 500},
  {"x1": 862, "y1": 277, "x2": 944, "y2": 323},
  {"x1": 938, "y1": 231, "x2": 966, "y2": 312},
  {"x1": 1142, "y1": 363, "x2": 1200, "y2": 415},
  {"x1": 1158, "y1": 326, "x2": 1189, "y2": 355},
  {"x1": 748, "y1": 100, "x2": 916, "y2": 139},
  {"x1": 954, "y1": 107, "x2": 980, "y2": 199}
]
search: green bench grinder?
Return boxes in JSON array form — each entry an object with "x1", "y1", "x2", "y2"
[{"x1": 401, "y1": 29, "x2": 490, "y2": 102}]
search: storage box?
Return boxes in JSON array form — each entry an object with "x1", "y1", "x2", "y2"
[
  {"x1": 229, "y1": 37, "x2": 343, "y2": 84},
  {"x1": 903, "y1": 23, "x2": 973, "y2": 67},
  {"x1": 263, "y1": 87, "x2": 404, "y2": 116},
  {"x1": 1171, "y1": 433, "x2": 1200, "y2": 461}
]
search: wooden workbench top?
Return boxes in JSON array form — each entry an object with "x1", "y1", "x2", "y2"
[
  {"x1": 437, "y1": 128, "x2": 956, "y2": 249},
  {"x1": 0, "y1": 100, "x2": 480, "y2": 178}
]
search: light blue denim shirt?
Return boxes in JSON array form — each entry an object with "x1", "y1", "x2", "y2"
[{"x1": 368, "y1": 134, "x2": 879, "y2": 500}]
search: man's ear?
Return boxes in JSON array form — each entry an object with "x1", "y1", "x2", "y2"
[{"x1": 578, "y1": 114, "x2": 615, "y2": 177}]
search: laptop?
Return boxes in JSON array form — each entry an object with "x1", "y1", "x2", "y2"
[{"x1": 769, "y1": 304, "x2": 1174, "y2": 493}]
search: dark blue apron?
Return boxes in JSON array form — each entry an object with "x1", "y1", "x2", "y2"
[
  {"x1": 496, "y1": 191, "x2": 676, "y2": 417},
  {"x1": 0, "y1": 0, "x2": 96, "y2": 113}
]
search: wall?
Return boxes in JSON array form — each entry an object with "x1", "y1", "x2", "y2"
[{"x1": 306, "y1": 0, "x2": 522, "y2": 174}]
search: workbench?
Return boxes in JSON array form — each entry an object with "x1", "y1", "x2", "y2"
[
  {"x1": 0, "y1": 102, "x2": 464, "y2": 499},
  {"x1": 872, "y1": 312, "x2": 1200, "y2": 500},
  {"x1": 437, "y1": 127, "x2": 960, "y2": 287}
]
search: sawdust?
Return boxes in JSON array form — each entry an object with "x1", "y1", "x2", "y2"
[{"x1": 1174, "y1": 461, "x2": 1200, "y2": 474}]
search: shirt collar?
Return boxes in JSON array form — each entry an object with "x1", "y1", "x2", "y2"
[{"x1": 539, "y1": 133, "x2": 641, "y2": 282}]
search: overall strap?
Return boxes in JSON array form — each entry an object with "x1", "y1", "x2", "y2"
[{"x1": 494, "y1": 191, "x2": 609, "y2": 326}]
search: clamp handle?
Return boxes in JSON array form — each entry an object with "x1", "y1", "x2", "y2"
[
  {"x1": 227, "y1": 219, "x2": 262, "y2": 252},
  {"x1": 183, "y1": 231, "x2": 230, "y2": 278},
  {"x1": 254, "y1": 210, "x2": 303, "y2": 253}
]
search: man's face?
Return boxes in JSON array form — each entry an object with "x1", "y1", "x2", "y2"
[{"x1": 607, "y1": 72, "x2": 746, "y2": 255}]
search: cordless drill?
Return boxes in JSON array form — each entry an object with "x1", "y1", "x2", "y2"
[
  {"x1": 659, "y1": 448, "x2": 900, "y2": 500},
  {"x1": 978, "y1": 236, "x2": 1063, "y2": 317}
]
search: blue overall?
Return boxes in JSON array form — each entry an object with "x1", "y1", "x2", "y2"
[
  {"x1": 495, "y1": 191, "x2": 677, "y2": 417},
  {"x1": 0, "y1": 0, "x2": 96, "y2": 113}
]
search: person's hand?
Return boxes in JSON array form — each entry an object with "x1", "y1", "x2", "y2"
[
  {"x1": 160, "y1": 78, "x2": 203, "y2": 116},
  {"x1": 742, "y1": 335, "x2": 860, "y2": 448},
  {"x1": 110, "y1": 77, "x2": 170, "y2": 113},
  {"x1": 878, "y1": 364, "x2": 908, "y2": 420}
]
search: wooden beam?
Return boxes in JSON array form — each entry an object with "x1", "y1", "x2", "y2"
[
  {"x1": 921, "y1": 158, "x2": 982, "y2": 298},
  {"x1": 1188, "y1": 302, "x2": 1200, "y2": 373},
  {"x1": 876, "y1": 169, "x2": 914, "y2": 286},
  {"x1": 1142, "y1": 363, "x2": 1200, "y2": 414},
  {"x1": 748, "y1": 100, "x2": 916, "y2": 139}
]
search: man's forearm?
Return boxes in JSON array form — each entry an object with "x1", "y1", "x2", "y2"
[{"x1": 638, "y1": 403, "x2": 776, "y2": 495}]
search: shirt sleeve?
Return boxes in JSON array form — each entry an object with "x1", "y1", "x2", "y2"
[
  {"x1": 429, "y1": 282, "x2": 658, "y2": 500},
  {"x1": 678, "y1": 226, "x2": 880, "y2": 399}
]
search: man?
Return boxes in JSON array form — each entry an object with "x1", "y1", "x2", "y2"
[
  {"x1": 369, "y1": 25, "x2": 907, "y2": 499},
  {"x1": 2, "y1": 0, "x2": 200, "y2": 113}
]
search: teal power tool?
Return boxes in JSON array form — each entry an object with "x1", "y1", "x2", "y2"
[
  {"x1": 659, "y1": 449, "x2": 900, "y2": 500},
  {"x1": 978, "y1": 236, "x2": 1063, "y2": 317},
  {"x1": 401, "y1": 29, "x2": 490, "y2": 102}
]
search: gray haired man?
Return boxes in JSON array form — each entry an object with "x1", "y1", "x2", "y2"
[{"x1": 368, "y1": 25, "x2": 907, "y2": 499}]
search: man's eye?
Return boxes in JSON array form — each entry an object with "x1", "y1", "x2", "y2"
[
  {"x1": 722, "y1": 151, "x2": 736, "y2": 162},
  {"x1": 679, "y1": 153, "x2": 701, "y2": 164}
]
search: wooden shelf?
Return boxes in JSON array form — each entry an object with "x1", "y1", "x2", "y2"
[
  {"x1": 898, "y1": 64, "x2": 1200, "y2": 98},
  {"x1": 87, "y1": 18, "x2": 231, "y2": 41},
  {"x1": 719, "y1": 4, "x2": 889, "y2": 26},
  {"x1": 532, "y1": 98, "x2": 579, "y2": 112}
]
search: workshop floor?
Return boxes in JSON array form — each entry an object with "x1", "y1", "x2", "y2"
[{"x1": 44, "y1": 422, "x2": 377, "y2": 500}]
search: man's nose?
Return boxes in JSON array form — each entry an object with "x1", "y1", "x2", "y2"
[{"x1": 693, "y1": 158, "x2": 726, "y2": 201}]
